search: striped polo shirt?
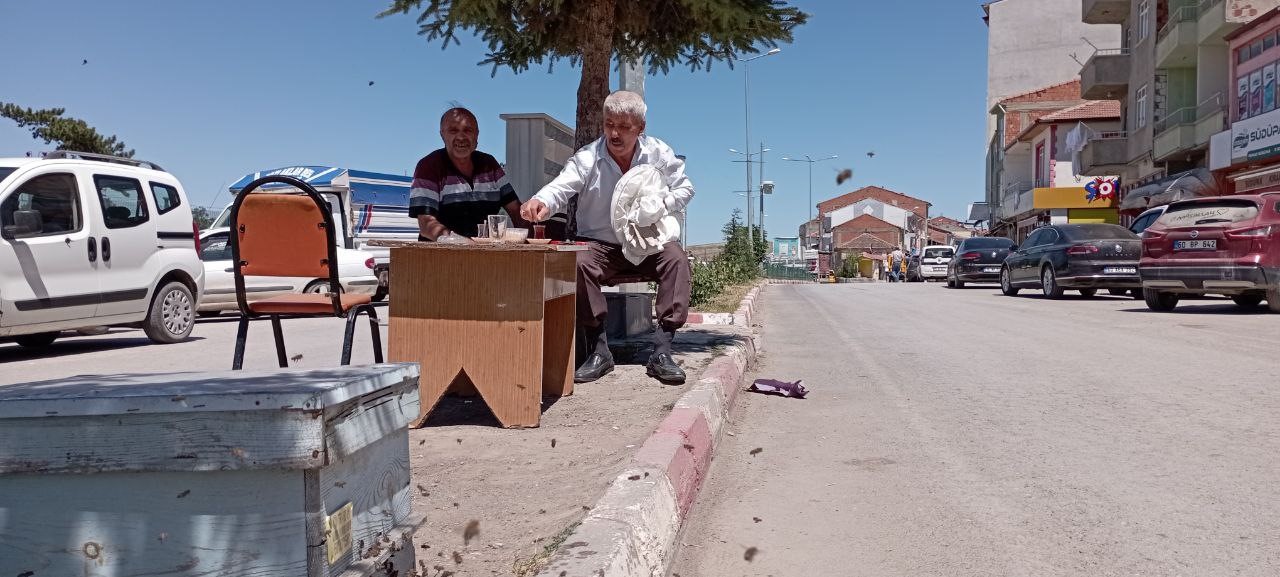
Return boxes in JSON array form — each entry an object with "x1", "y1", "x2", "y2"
[{"x1": 408, "y1": 149, "x2": 518, "y2": 237}]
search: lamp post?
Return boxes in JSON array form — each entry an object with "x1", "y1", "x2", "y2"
[
  {"x1": 735, "y1": 48, "x2": 780, "y2": 252},
  {"x1": 783, "y1": 154, "x2": 838, "y2": 249},
  {"x1": 730, "y1": 147, "x2": 769, "y2": 251}
]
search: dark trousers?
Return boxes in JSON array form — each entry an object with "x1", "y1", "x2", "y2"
[{"x1": 577, "y1": 240, "x2": 691, "y2": 333}]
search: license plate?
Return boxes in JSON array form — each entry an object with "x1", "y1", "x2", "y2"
[
  {"x1": 1104, "y1": 267, "x2": 1136, "y2": 274},
  {"x1": 1174, "y1": 239, "x2": 1217, "y2": 250},
  {"x1": 982, "y1": 267, "x2": 1000, "y2": 273}
]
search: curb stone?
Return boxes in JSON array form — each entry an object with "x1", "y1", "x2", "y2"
[{"x1": 535, "y1": 286, "x2": 764, "y2": 577}]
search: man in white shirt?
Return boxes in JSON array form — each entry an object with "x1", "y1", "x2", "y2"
[{"x1": 520, "y1": 91, "x2": 694, "y2": 384}]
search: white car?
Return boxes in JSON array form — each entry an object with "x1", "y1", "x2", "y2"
[
  {"x1": 0, "y1": 152, "x2": 204, "y2": 347},
  {"x1": 196, "y1": 227, "x2": 380, "y2": 315},
  {"x1": 916, "y1": 245, "x2": 955, "y2": 281}
]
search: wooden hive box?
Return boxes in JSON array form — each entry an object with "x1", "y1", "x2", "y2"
[{"x1": 0, "y1": 363, "x2": 422, "y2": 577}]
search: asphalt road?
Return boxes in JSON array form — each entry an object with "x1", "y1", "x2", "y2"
[
  {"x1": 671, "y1": 282, "x2": 1280, "y2": 577},
  {"x1": 0, "y1": 306, "x2": 388, "y2": 385}
]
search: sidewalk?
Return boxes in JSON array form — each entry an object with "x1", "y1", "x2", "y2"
[{"x1": 406, "y1": 324, "x2": 752, "y2": 577}]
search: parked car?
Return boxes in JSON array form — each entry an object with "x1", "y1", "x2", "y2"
[
  {"x1": 0, "y1": 152, "x2": 204, "y2": 347},
  {"x1": 947, "y1": 236, "x2": 1017, "y2": 287},
  {"x1": 1139, "y1": 193, "x2": 1280, "y2": 312},
  {"x1": 910, "y1": 245, "x2": 955, "y2": 281},
  {"x1": 1000, "y1": 223, "x2": 1141, "y2": 298},
  {"x1": 1128, "y1": 205, "x2": 1167, "y2": 236},
  {"x1": 196, "y1": 227, "x2": 380, "y2": 316}
]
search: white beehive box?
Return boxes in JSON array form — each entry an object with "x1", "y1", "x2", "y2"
[{"x1": 0, "y1": 363, "x2": 421, "y2": 577}]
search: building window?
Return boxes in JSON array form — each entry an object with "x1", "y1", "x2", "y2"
[
  {"x1": 1137, "y1": 85, "x2": 1148, "y2": 129},
  {"x1": 1240, "y1": 47, "x2": 1250, "y2": 65},
  {"x1": 1138, "y1": 1, "x2": 1150, "y2": 42},
  {"x1": 1252, "y1": 40, "x2": 1265, "y2": 59},
  {"x1": 1266, "y1": 34, "x2": 1276, "y2": 52}
]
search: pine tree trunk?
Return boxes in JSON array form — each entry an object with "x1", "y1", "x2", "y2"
[{"x1": 574, "y1": 0, "x2": 616, "y2": 149}]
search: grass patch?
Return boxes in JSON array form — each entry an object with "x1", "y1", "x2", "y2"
[
  {"x1": 692, "y1": 283, "x2": 754, "y2": 313},
  {"x1": 512, "y1": 521, "x2": 581, "y2": 577}
]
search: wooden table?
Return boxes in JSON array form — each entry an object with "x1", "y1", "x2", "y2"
[{"x1": 371, "y1": 241, "x2": 585, "y2": 428}]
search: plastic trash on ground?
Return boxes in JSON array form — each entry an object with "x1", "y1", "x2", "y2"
[{"x1": 748, "y1": 378, "x2": 808, "y2": 399}]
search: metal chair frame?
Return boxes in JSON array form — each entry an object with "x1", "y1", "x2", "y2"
[{"x1": 229, "y1": 175, "x2": 383, "y2": 369}]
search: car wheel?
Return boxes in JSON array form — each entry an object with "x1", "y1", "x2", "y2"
[
  {"x1": 1041, "y1": 266, "x2": 1064, "y2": 299},
  {"x1": 1232, "y1": 294, "x2": 1265, "y2": 308},
  {"x1": 143, "y1": 281, "x2": 195, "y2": 344},
  {"x1": 304, "y1": 280, "x2": 342, "y2": 295},
  {"x1": 1143, "y1": 288, "x2": 1179, "y2": 312},
  {"x1": 1107, "y1": 288, "x2": 1128, "y2": 296},
  {"x1": 196, "y1": 310, "x2": 222, "y2": 318},
  {"x1": 14, "y1": 331, "x2": 59, "y2": 348},
  {"x1": 1000, "y1": 267, "x2": 1020, "y2": 296},
  {"x1": 1079, "y1": 288, "x2": 1097, "y2": 298},
  {"x1": 1267, "y1": 287, "x2": 1280, "y2": 313},
  {"x1": 952, "y1": 271, "x2": 965, "y2": 289},
  {"x1": 945, "y1": 274, "x2": 955, "y2": 288}
]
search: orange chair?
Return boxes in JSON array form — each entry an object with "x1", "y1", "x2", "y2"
[{"x1": 229, "y1": 175, "x2": 384, "y2": 369}]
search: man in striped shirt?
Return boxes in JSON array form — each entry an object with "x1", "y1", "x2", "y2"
[{"x1": 409, "y1": 107, "x2": 523, "y2": 240}]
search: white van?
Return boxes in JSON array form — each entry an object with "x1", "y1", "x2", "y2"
[
  {"x1": 0, "y1": 152, "x2": 204, "y2": 347},
  {"x1": 916, "y1": 245, "x2": 955, "y2": 281}
]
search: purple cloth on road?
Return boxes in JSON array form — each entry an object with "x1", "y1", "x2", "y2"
[{"x1": 748, "y1": 378, "x2": 809, "y2": 399}]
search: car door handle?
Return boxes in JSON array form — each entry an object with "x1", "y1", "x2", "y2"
[
  {"x1": 224, "y1": 268, "x2": 234, "y2": 273},
  {"x1": 101, "y1": 237, "x2": 112, "y2": 263},
  {"x1": 87, "y1": 237, "x2": 97, "y2": 263}
]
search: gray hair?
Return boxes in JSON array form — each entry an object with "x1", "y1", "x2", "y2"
[{"x1": 603, "y1": 91, "x2": 646, "y2": 121}]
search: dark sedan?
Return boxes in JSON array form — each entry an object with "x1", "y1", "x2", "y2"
[
  {"x1": 947, "y1": 237, "x2": 1017, "y2": 287},
  {"x1": 1000, "y1": 223, "x2": 1142, "y2": 298}
]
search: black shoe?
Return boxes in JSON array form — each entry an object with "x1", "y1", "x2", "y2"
[
  {"x1": 574, "y1": 353, "x2": 615, "y2": 383},
  {"x1": 646, "y1": 353, "x2": 686, "y2": 384}
]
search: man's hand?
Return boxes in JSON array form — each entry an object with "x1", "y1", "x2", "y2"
[{"x1": 520, "y1": 199, "x2": 551, "y2": 223}]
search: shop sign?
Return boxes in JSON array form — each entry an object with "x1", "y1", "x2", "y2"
[{"x1": 1231, "y1": 107, "x2": 1280, "y2": 162}]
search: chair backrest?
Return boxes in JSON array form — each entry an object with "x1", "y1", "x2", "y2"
[{"x1": 229, "y1": 175, "x2": 340, "y2": 315}]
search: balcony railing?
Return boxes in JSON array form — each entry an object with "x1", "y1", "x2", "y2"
[
  {"x1": 1154, "y1": 106, "x2": 1197, "y2": 134},
  {"x1": 1158, "y1": 5, "x2": 1199, "y2": 42},
  {"x1": 1195, "y1": 92, "x2": 1227, "y2": 145}
]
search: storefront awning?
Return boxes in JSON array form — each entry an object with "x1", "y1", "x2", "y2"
[
  {"x1": 1228, "y1": 164, "x2": 1280, "y2": 193},
  {"x1": 1119, "y1": 168, "x2": 1218, "y2": 212}
]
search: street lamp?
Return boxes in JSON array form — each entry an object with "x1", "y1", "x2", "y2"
[
  {"x1": 783, "y1": 154, "x2": 838, "y2": 249},
  {"x1": 730, "y1": 147, "x2": 769, "y2": 234},
  {"x1": 735, "y1": 48, "x2": 780, "y2": 254}
]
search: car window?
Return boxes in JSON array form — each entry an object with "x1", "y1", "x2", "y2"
[
  {"x1": 94, "y1": 175, "x2": 150, "y2": 229},
  {"x1": 150, "y1": 182, "x2": 182, "y2": 214},
  {"x1": 1158, "y1": 200, "x2": 1259, "y2": 228},
  {"x1": 0, "y1": 167, "x2": 15, "y2": 184},
  {"x1": 0, "y1": 173, "x2": 83, "y2": 239},
  {"x1": 923, "y1": 247, "x2": 953, "y2": 258},
  {"x1": 1129, "y1": 213, "x2": 1155, "y2": 234},
  {"x1": 1023, "y1": 229, "x2": 1046, "y2": 247},
  {"x1": 1063, "y1": 224, "x2": 1138, "y2": 240},
  {"x1": 200, "y1": 233, "x2": 231, "y2": 261},
  {"x1": 963, "y1": 237, "x2": 1015, "y2": 249}
]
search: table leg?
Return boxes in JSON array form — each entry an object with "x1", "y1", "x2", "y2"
[{"x1": 542, "y1": 295, "x2": 576, "y2": 397}]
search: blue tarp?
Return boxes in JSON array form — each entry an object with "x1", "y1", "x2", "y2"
[{"x1": 228, "y1": 166, "x2": 413, "y2": 207}]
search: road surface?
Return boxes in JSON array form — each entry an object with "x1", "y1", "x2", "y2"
[{"x1": 672, "y1": 282, "x2": 1280, "y2": 577}]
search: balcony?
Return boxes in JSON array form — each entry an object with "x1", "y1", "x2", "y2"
[
  {"x1": 1154, "y1": 107, "x2": 1199, "y2": 161},
  {"x1": 1078, "y1": 131, "x2": 1129, "y2": 175},
  {"x1": 1000, "y1": 182, "x2": 1035, "y2": 220},
  {"x1": 1198, "y1": 0, "x2": 1239, "y2": 44},
  {"x1": 1083, "y1": 0, "x2": 1130, "y2": 24},
  {"x1": 1195, "y1": 92, "x2": 1227, "y2": 147},
  {"x1": 1157, "y1": 5, "x2": 1199, "y2": 68},
  {"x1": 1080, "y1": 49, "x2": 1131, "y2": 100}
]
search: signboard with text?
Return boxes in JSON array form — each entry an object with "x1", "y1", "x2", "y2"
[{"x1": 1231, "y1": 107, "x2": 1280, "y2": 162}]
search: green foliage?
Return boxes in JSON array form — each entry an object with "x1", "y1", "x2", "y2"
[
  {"x1": 379, "y1": 0, "x2": 808, "y2": 76},
  {"x1": 691, "y1": 209, "x2": 762, "y2": 308},
  {"x1": 0, "y1": 103, "x2": 133, "y2": 158},
  {"x1": 837, "y1": 255, "x2": 863, "y2": 278},
  {"x1": 191, "y1": 206, "x2": 215, "y2": 230}
]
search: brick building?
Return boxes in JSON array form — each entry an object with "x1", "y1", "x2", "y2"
[{"x1": 817, "y1": 185, "x2": 931, "y2": 220}]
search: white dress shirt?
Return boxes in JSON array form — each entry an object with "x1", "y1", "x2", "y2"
[{"x1": 532, "y1": 135, "x2": 694, "y2": 244}]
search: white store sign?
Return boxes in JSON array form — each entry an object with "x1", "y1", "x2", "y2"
[{"x1": 1232, "y1": 107, "x2": 1280, "y2": 161}]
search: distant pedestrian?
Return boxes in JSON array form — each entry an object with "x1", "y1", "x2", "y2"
[{"x1": 889, "y1": 247, "x2": 905, "y2": 282}]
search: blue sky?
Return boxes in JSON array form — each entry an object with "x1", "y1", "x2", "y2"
[{"x1": 0, "y1": 0, "x2": 989, "y2": 245}]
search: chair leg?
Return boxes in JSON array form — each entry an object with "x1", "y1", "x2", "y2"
[
  {"x1": 270, "y1": 315, "x2": 289, "y2": 368},
  {"x1": 365, "y1": 305, "x2": 384, "y2": 363},
  {"x1": 341, "y1": 310, "x2": 360, "y2": 365},
  {"x1": 233, "y1": 315, "x2": 250, "y2": 370}
]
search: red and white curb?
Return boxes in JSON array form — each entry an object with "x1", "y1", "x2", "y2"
[
  {"x1": 685, "y1": 284, "x2": 762, "y2": 327},
  {"x1": 535, "y1": 287, "x2": 764, "y2": 577}
]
